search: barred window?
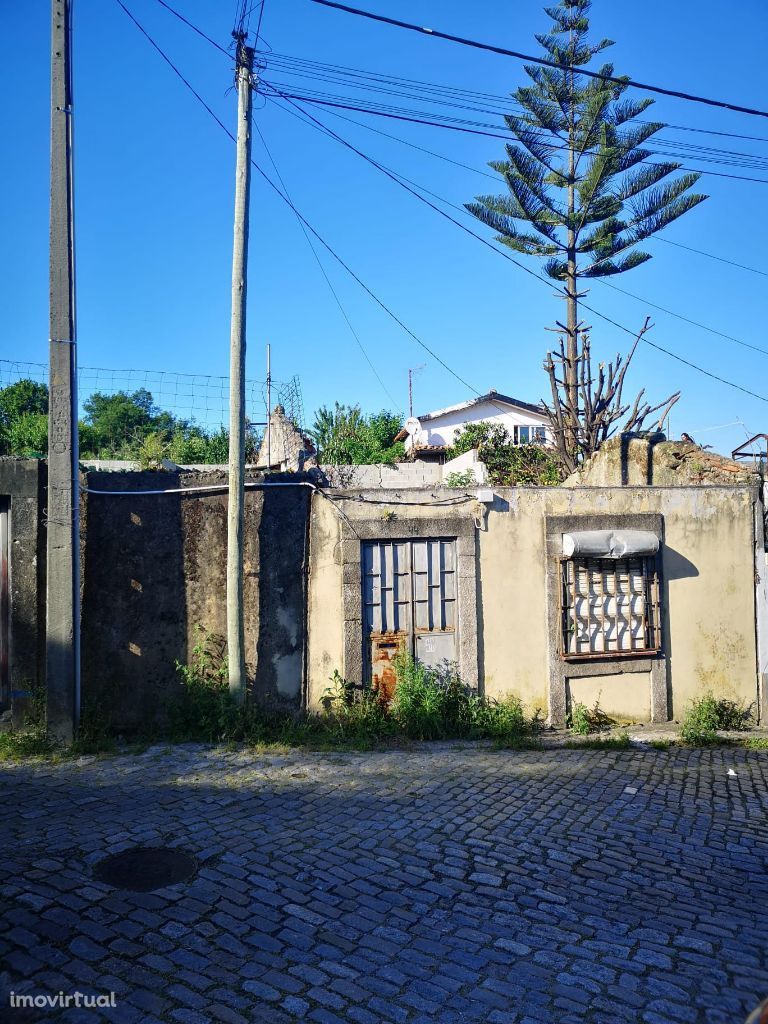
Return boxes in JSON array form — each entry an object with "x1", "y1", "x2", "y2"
[{"x1": 561, "y1": 556, "x2": 661, "y2": 659}]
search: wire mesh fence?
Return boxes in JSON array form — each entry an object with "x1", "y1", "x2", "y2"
[{"x1": 0, "y1": 359, "x2": 305, "y2": 463}]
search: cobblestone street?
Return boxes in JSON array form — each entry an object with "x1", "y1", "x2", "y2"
[{"x1": 1, "y1": 744, "x2": 767, "y2": 1023}]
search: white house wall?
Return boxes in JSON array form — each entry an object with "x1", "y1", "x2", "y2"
[{"x1": 410, "y1": 400, "x2": 550, "y2": 450}]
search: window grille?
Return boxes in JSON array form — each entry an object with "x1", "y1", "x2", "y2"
[{"x1": 560, "y1": 556, "x2": 661, "y2": 659}]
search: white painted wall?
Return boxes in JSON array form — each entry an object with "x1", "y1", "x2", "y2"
[{"x1": 406, "y1": 400, "x2": 550, "y2": 452}]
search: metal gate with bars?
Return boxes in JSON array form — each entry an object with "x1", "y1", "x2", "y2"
[{"x1": 362, "y1": 538, "x2": 457, "y2": 698}]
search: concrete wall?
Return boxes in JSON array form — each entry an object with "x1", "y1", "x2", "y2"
[
  {"x1": 6, "y1": 455, "x2": 761, "y2": 731},
  {"x1": 80, "y1": 471, "x2": 311, "y2": 731},
  {"x1": 0, "y1": 460, "x2": 46, "y2": 711},
  {"x1": 307, "y1": 484, "x2": 761, "y2": 723}
]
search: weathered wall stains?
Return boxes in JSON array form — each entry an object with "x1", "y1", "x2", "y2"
[
  {"x1": 80, "y1": 471, "x2": 311, "y2": 731},
  {"x1": 0, "y1": 459, "x2": 46, "y2": 714},
  {"x1": 307, "y1": 484, "x2": 761, "y2": 723}
]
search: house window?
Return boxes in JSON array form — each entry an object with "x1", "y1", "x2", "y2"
[
  {"x1": 560, "y1": 556, "x2": 661, "y2": 659},
  {"x1": 514, "y1": 425, "x2": 546, "y2": 444}
]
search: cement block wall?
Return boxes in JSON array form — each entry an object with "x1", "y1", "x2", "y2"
[{"x1": 80, "y1": 471, "x2": 311, "y2": 731}]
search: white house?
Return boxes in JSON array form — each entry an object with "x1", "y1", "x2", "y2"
[{"x1": 396, "y1": 390, "x2": 551, "y2": 461}]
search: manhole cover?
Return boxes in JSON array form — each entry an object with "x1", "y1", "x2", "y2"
[{"x1": 94, "y1": 847, "x2": 197, "y2": 892}]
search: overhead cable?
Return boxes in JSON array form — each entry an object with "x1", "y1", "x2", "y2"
[{"x1": 308, "y1": 0, "x2": 768, "y2": 120}]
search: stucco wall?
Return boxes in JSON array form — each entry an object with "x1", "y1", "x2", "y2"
[
  {"x1": 307, "y1": 484, "x2": 760, "y2": 723},
  {"x1": 479, "y1": 487, "x2": 758, "y2": 720}
]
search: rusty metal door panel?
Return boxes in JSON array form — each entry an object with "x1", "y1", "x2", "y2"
[
  {"x1": 369, "y1": 632, "x2": 406, "y2": 701},
  {"x1": 0, "y1": 499, "x2": 8, "y2": 702}
]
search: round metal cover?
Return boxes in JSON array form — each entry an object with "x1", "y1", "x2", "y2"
[{"x1": 94, "y1": 847, "x2": 197, "y2": 892}]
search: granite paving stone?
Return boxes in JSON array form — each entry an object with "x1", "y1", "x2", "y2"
[{"x1": 1, "y1": 743, "x2": 767, "y2": 1021}]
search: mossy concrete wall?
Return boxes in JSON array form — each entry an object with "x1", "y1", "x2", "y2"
[
  {"x1": 307, "y1": 484, "x2": 761, "y2": 723},
  {"x1": 80, "y1": 471, "x2": 311, "y2": 732},
  {"x1": 0, "y1": 459, "x2": 46, "y2": 716}
]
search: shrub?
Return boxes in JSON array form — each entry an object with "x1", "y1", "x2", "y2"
[
  {"x1": 444, "y1": 470, "x2": 476, "y2": 488},
  {"x1": 568, "y1": 698, "x2": 613, "y2": 735},
  {"x1": 448, "y1": 421, "x2": 561, "y2": 486},
  {"x1": 680, "y1": 692, "x2": 753, "y2": 746}
]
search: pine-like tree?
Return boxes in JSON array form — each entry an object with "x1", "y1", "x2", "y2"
[{"x1": 467, "y1": 0, "x2": 707, "y2": 471}]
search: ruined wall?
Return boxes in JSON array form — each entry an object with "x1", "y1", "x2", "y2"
[
  {"x1": 306, "y1": 484, "x2": 760, "y2": 723},
  {"x1": 0, "y1": 459, "x2": 46, "y2": 710},
  {"x1": 80, "y1": 471, "x2": 310, "y2": 731}
]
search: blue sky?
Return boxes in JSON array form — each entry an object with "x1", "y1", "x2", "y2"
[{"x1": 2, "y1": 0, "x2": 767, "y2": 454}]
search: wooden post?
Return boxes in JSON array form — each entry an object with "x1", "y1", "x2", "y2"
[
  {"x1": 47, "y1": 0, "x2": 80, "y2": 744},
  {"x1": 227, "y1": 39, "x2": 254, "y2": 703}
]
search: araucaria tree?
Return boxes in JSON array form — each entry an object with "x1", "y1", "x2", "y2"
[{"x1": 467, "y1": 0, "x2": 706, "y2": 472}]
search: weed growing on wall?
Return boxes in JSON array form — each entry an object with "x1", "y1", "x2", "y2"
[
  {"x1": 680, "y1": 693, "x2": 753, "y2": 745},
  {"x1": 388, "y1": 651, "x2": 539, "y2": 744},
  {"x1": 568, "y1": 698, "x2": 614, "y2": 735},
  {"x1": 0, "y1": 689, "x2": 54, "y2": 761}
]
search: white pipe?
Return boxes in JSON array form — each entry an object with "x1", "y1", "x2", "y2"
[{"x1": 79, "y1": 480, "x2": 319, "y2": 496}]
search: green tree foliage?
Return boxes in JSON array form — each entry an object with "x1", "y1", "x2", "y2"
[
  {"x1": 0, "y1": 380, "x2": 50, "y2": 456},
  {"x1": 0, "y1": 378, "x2": 244, "y2": 464},
  {"x1": 0, "y1": 380, "x2": 48, "y2": 423},
  {"x1": 448, "y1": 422, "x2": 561, "y2": 485},
  {"x1": 81, "y1": 389, "x2": 174, "y2": 454},
  {"x1": 466, "y1": 0, "x2": 705, "y2": 470},
  {"x1": 467, "y1": 0, "x2": 706, "y2": 287},
  {"x1": 310, "y1": 403, "x2": 405, "y2": 464}
]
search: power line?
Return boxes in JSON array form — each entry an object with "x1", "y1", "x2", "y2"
[
  {"x1": 116, "y1": 0, "x2": 768, "y2": 408},
  {"x1": 267, "y1": 89, "x2": 768, "y2": 403},
  {"x1": 303, "y1": 100, "x2": 768, "y2": 281},
  {"x1": 263, "y1": 66, "x2": 768, "y2": 168},
  {"x1": 654, "y1": 236, "x2": 768, "y2": 279},
  {"x1": 147, "y1": 3, "x2": 768, "y2": 176},
  {"x1": 262, "y1": 88, "x2": 768, "y2": 185},
  {"x1": 146, "y1": 3, "x2": 768, "y2": 168},
  {"x1": 253, "y1": 122, "x2": 402, "y2": 409},
  {"x1": 253, "y1": 0, "x2": 266, "y2": 47},
  {"x1": 115, "y1": 0, "x2": 484, "y2": 397},
  {"x1": 269, "y1": 87, "x2": 768, "y2": 355},
  {"x1": 153, "y1": 0, "x2": 231, "y2": 56},
  {"x1": 596, "y1": 279, "x2": 768, "y2": 357},
  {"x1": 261, "y1": 48, "x2": 768, "y2": 145},
  {"x1": 309, "y1": 0, "x2": 768, "y2": 121}
]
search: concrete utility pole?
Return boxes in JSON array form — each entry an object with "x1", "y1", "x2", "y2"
[
  {"x1": 47, "y1": 0, "x2": 80, "y2": 744},
  {"x1": 266, "y1": 343, "x2": 272, "y2": 468},
  {"x1": 227, "y1": 37, "x2": 254, "y2": 704}
]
